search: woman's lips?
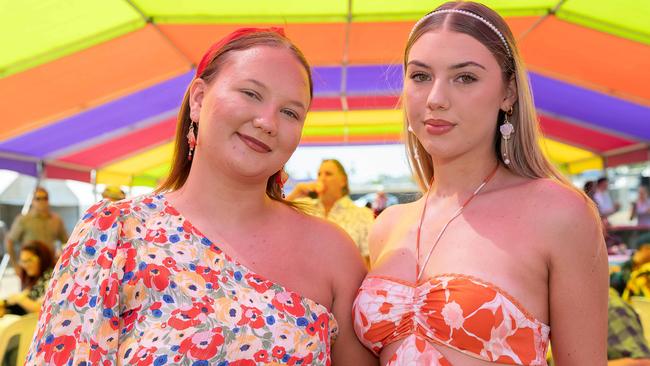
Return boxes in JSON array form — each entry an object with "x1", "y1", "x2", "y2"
[
  {"x1": 237, "y1": 133, "x2": 271, "y2": 153},
  {"x1": 424, "y1": 119, "x2": 455, "y2": 135}
]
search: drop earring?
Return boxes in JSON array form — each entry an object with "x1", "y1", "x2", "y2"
[
  {"x1": 499, "y1": 107, "x2": 514, "y2": 165},
  {"x1": 187, "y1": 121, "x2": 197, "y2": 161},
  {"x1": 274, "y1": 167, "x2": 288, "y2": 198}
]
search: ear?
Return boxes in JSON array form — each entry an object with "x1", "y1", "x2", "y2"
[
  {"x1": 189, "y1": 78, "x2": 207, "y2": 124},
  {"x1": 501, "y1": 76, "x2": 517, "y2": 111}
]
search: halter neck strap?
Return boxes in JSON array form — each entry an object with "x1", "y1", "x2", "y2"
[{"x1": 415, "y1": 163, "x2": 499, "y2": 282}]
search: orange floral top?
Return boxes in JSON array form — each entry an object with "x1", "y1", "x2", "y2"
[{"x1": 353, "y1": 274, "x2": 550, "y2": 365}]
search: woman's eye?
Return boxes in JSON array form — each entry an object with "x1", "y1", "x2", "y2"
[
  {"x1": 282, "y1": 109, "x2": 300, "y2": 120},
  {"x1": 242, "y1": 90, "x2": 261, "y2": 100},
  {"x1": 455, "y1": 74, "x2": 477, "y2": 84},
  {"x1": 410, "y1": 72, "x2": 430, "y2": 82}
]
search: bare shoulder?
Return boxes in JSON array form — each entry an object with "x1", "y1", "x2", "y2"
[
  {"x1": 286, "y1": 206, "x2": 366, "y2": 273},
  {"x1": 373, "y1": 199, "x2": 421, "y2": 232},
  {"x1": 282, "y1": 208, "x2": 377, "y2": 363},
  {"x1": 524, "y1": 179, "x2": 598, "y2": 227},
  {"x1": 518, "y1": 178, "x2": 602, "y2": 257}
]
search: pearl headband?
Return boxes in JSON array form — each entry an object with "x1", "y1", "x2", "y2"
[{"x1": 410, "y1": 9, "x2": 512, "y2": 58}]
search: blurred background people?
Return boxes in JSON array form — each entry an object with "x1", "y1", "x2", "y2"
[
  {"x1": 288, "y1": 159, "x2": 374, "y2": 265},
  {"x1": 5, "y1": 187, "x2": 67, "y2": 270},
  {"x1": 631, "y1": 186, "x2": 650, "y2": 227},
  {"x1": 371, "y1": 191, "x2": 388, "y2": 217},
  {"x1": 595, "y1": 177, "x2": 621, "y2": 219},
  {"x1": 0, "y1": 240, "x2": 54, "y2": 317},
  {"x1": 584, "y1": 180, "x2": 596, "y2": 201}
]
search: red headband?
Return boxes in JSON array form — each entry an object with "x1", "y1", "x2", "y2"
[{"x1": 195, "y1": 27, "x2": 286, "y2": 77}]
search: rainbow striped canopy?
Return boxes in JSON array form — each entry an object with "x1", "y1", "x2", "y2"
[{"x1": 1, "y1": 0, "x2": 648, "y2": 186}]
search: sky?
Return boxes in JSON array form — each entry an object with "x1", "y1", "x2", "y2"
[{"x1": 285, "y1": 143, "x2": 413, "y2": 185}]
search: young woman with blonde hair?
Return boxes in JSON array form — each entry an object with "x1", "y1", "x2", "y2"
[{"x1": 353, "y1": 2, "x2": 607, "y2": 365}]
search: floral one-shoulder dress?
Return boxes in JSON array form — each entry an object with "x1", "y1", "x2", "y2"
[{"x1": 26, "y1": 193, "x2": 338, "y2": 365}]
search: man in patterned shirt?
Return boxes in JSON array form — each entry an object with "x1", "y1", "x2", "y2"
[{"x1": 288, "y1": 159, "x2": 374, "y2": 266}]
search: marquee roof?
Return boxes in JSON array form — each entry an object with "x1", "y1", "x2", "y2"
[{"x1": 1, "y1": 0, "x2": 648, "y2": 185}]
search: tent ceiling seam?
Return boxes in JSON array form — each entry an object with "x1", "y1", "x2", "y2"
[
  {"x1": 602, "y1": 143, "x2": 650, "y2": 158},
  {"x1": 123, "y1": 0, "x2": 195, "y2": 70},
  {"x1": 339, "y1": 0, "x2": 353, "y2": 144},
  {"x1": 518, "y1": 0, "x2": 566, "y2": 43}
]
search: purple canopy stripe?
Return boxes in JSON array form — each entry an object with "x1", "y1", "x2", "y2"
[
  {"x1": 0, "y1": 71, "x2": 193, "y2": 159},
  {"x1": 311, "y1": 66, "x2": 342, "y2": 97},
  {"x1": 529, "y1": 73, "x2": 650, "y2": 141},
  {"x1": 0, "y1": 156, "x2": 39, "y2": 177}
]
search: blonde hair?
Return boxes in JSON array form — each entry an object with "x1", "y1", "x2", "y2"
[{"x1": 404, "y1": 1, "x2": 573, "y2": 192}]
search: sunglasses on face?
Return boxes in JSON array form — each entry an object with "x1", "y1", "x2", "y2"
[
  {"x1": 34, "y1": 196, "x2": 48, "y2": 201},
  {"x1": 19, "y1": 257, "x2": 38, "y2": 265}
]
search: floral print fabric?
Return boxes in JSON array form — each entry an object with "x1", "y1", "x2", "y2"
[
  {"x1": 26, "y1": 193, "x2": 338, "y2": 365},
  {"x1": 353, "y1": 274, "x2": 549, "y2": 365}
]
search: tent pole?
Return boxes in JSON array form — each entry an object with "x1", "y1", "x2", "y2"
[
  {"x1": 340, "y1": 0, "x2": 352, "y2": 144},
  {"x1": 91, "y1": 169, "x2": 99, "y2": 202},
  {"x1": 35, "y1": 160, "x2": 44, "y2": 185},
  {"x1": 22, "y1": 160, "x2": 45, "y2": 215}
]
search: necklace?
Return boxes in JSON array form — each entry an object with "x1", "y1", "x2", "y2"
[{"x1": 415, "y1": 164, "x2": 499, "y2": 282}]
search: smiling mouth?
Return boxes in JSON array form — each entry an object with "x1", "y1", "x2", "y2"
[{"x1": 236, "y1": 133, "x2": 272, "y2": 153}]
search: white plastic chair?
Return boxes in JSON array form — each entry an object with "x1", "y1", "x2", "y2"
[
  {"x1": 0, "y1": 314, "x2": 22, "y2": 366},
  {"x1": 0, "y1": 313, "x2": 38, "y2": 366}
]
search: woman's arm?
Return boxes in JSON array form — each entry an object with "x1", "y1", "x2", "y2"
[
  {"x1": 323, "y1": 226, "x2": 378, "y2": 365},
  {"x1": 548, "y1": 191, "x2": 608, "y2": 365}
]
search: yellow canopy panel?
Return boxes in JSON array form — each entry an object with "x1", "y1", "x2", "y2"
[
  {"x1": 541, "y1": 139, "x2": 603, "y2": 175},
  {"x1": 96, "y1": 142, "x2": 173, "y2": 186}
]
